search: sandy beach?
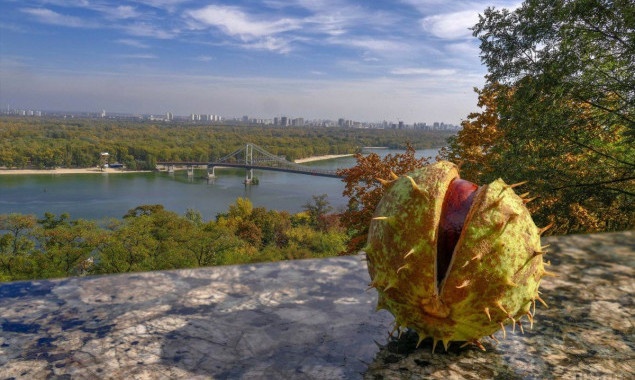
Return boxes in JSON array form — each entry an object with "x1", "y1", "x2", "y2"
[
  {"x1": 294, "y1": 154, "x2": 354, "y2": 163},
  {"x1": 0, "y1": 167, "x2": 150, "y2": 175}
]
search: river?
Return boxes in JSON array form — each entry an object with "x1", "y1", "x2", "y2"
[{"x1": 0, "y1": 148, "x2": 439, "y2": 221}]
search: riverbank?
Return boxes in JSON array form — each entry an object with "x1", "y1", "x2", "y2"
[
  {"x1": 294, "y1": 154, "x2": 354, "y2": 164},
  {"x1": 0, "y1": 167, "x2": 151, "y2": 175}
]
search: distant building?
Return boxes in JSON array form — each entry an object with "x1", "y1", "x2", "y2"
[{"x1": 166, "y1": 112, "x2": 173, "y2": 121}]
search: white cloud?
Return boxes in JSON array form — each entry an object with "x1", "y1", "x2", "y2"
[
  {"x1": 445, "y1": 41, "x2": 480, "y2": 56},
  {"x1": 0, "y1": 22, "x2": 28, "y2": 33},
  {"x1": 415, "y1": 1, "x2": 522, "y2": 40},
  {"x1": 243, "y1": 36, "x2": 293, "y2": 54},
  {"x1": 116, "y1": 39, "x2": 150, "y2": 49},
  {"x1": 328, "y1": 37, "x2": 411, "y2": 56},
  {"x1": 20, "y1": 7, "x2": 94, "y2": 28},
  {"x1": 106, "y1": 5, "x2": 141, "y2": 19},
  {"x1": 122, "y1": 23, "x2": 177, "y2": 39},
  {"x1": 390, "y1": 67, "x2": 456, "y2": 76},
  {"x1": 305, "y1": 13, "x2": 350, "y2": 37},
  {"x1": 421, "y1": 10, "x2": 477, "y2": 40},
  {"x1": 400, "y1": 0, "x2": 455, "y2": 6},
  {"x1": 345, "y1": 38, "x2": 410, "y2": 53},
  {"x1": 136, "y1": 0, "x2": 189, "y2": 12},
  {"x1": 184, "y1": 5, "x2": 303, "y2": 53},
  {"x1": 186, "y1": 5, "x2": 301, "y2": 40},
  {"x1": 118, "y1": 54, "x2": 157, "y2": 60}
]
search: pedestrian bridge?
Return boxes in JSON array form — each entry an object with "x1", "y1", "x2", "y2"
[{"x1": 157, "y1": 143, "x2": 344, "y2": 183}]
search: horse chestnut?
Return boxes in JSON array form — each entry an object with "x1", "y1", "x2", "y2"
[{"x1": 366, "y1": 161, "x2": 551, "y2": 351}]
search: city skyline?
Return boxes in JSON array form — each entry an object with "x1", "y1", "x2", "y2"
[
  {"x1": 2, "y1": 105, "x2": 460, "y2": 130},
  {"x1": 0, "y1": 0, "x2": 520, "y2": 124}
]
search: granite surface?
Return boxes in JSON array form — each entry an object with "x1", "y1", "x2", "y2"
[{"x1": 0, "y1": 231, "x2": 633, "y2": 379}]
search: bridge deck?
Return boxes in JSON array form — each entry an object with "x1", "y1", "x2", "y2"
[
  {"x1": 156, "y1": 162, "x2": 343, "y2": 178},
  {"x1": 157, "y1": 143, "x2": 346, "y2": 179}
]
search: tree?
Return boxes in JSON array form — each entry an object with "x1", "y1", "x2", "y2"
[
  {"x1": 39, "y1": 212, "x2": 71, "y2": 229},
  {"x1": 0, "y1": 214, "x2": 38, "y2": 280},
  {"x1": 183, "y1": 222, "x2": 245, "y2": 267},
  {"x1": 249, "y1": 207, "x2": 291, "y2": 247},
  {"x1": 235, "y1": 220, "x2": 263, "y2": 249},
  {"x1": 302, "y1": 194, "x2": 333, "y2": 232},
  {"x1": 95, "y1": 218, "x2": 159, "y2": 274},
  {"x1": 96, "y1": 206, "x2": 196, "y2": 273},
  {"x1": 337, "y1": 143, "x2": 429, "y2": 253},
  {"x1": 185, "y1": 208, "x2": 203, "y2": 225},
  {"x1": 0, "y1": 213, "x2": 38, "y2": 255},
  {"x1": 443, "y1": 0, "x2": 634, "y2": 233},
  {"x1": 124, "y1": 204, "x2": 165, "y2": 218},
  {"x1": 37, "y1": 219, "x2": 103, "y2": 278},
  {"x1": 225, "y1": 197, "x2": 253, "y2": 221}
]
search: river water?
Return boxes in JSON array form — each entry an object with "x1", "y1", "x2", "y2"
[{"x1": 0, "y1": 148, "x2": 438, "y2": 221}]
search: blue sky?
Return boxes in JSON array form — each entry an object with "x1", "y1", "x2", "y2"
[{"x1": 0, "y1": 0, "x2": 519, "y2": 124}]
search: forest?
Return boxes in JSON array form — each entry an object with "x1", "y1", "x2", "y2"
[
  {"x1": 0, "y1": 197, "x2": 347, "y2": 282},
  {"x1": 1, "y1": 0, "x2": 633, "y2": 282},
  {"x1": 0, "y1": 117, "x2": 452, "y2": 170}
]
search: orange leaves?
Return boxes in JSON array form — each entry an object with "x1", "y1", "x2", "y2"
[
  {"x1": 337, "y1": 143, "x2": 429, "y2": 253},
  {"x1": 439, "y1": 84, "x2": 505, "y2": 182}
]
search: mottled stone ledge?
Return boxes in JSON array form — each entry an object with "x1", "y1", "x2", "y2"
[{"x1": 0, "y1": 231, "x2": 633, "y2": 379}]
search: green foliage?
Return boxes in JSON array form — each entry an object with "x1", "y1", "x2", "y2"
[
  {"x1": 0, "y1": 214, "x2": 39, "y2": 280},
  {"x1": 0, "y1": 195, "x2": 348, "y2": 281},
  {"x1": 443, "y1": 0, "x2": 634, "y2": 234},
  {"x1": 302, "y1": 194, "x2": 333, "y2": 232},
  {"x1": 37, "y1": 219, "x2": 103, "y2": 278},
  {"x1": 0, "y1": 117, "x2": 453, "y2": 169}
]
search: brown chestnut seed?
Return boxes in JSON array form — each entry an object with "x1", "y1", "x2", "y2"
[
  {"x1": 437, "y1": 178, "x2": 479, "y2": 288},
  {"x1": 366, "y1": 161, "x2": 550, "y2": 352}
]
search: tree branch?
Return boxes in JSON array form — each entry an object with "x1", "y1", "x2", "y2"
[
  {"x1": 602, "y1": 186, "x2": 635, "y2": 197},
  {"x1": 562, "y1": 135, "x2": 635, "y2": 168},
  {"x1": 549, "y1": 176, "x2": 635, "y2": 191}
]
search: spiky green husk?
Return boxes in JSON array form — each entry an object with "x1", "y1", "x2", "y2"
[{"x1": 365, "y1": 161, "x2": 548, "y2": 350}]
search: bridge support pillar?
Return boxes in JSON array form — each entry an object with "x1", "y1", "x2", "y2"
[
  {"x1": 244, "y1": 168, "x2": 254, "y2": 185},
  {"x1": 187, "y1": 165, "x2": 194, "y2": 177}
]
